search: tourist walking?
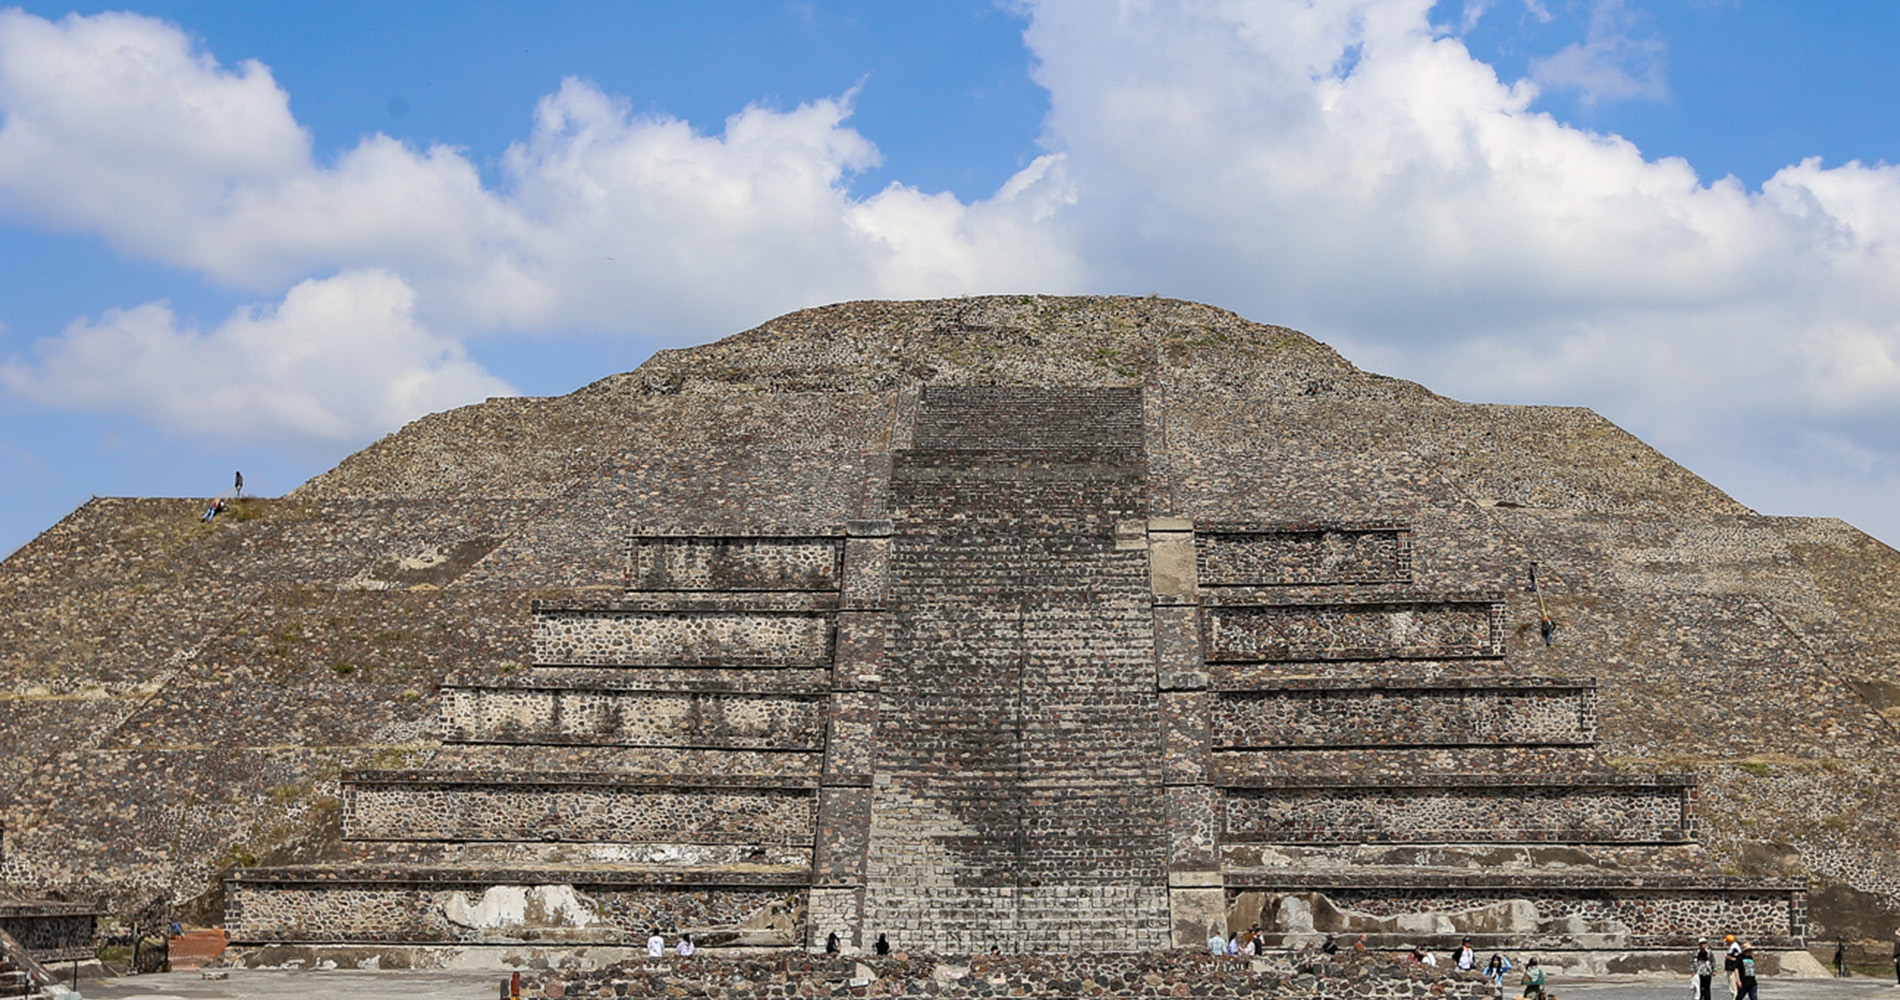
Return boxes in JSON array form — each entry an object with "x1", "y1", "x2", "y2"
[
  {"x1": 1735, "y1": 945, "x2": 1759, "y2": 1000},
  {"x1": 1456, "y1": 937, "x2": 1475, "y2": 971},
  {"x1": 1521, "y1": 958, "x2": 1546, "y2": 1000},
  {"x1": 1724, "y1": 936, "x2": 1742, "y2": 1000},
  {"x1": 875, "y1": 933, "x2": 890, "y2": 956},
  {"x1": 676, "y1": 934, "x2": 695, "y2": 957},
  {"x1": 1694, "y1": 938, "x2": 1714, "y2": 1000},
  {"x1": 1892, "y1": 930, "x2": 1900, "y2": 985},
  {"x1": 1834, "y1": 940, "x2": 1847, "y2": 977},
  {"x1": 646, "y1": 929, "x2": 664, "y2": 959}
]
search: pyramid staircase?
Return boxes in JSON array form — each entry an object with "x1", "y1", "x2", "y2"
[
  {"x1": 223, "y1": 385, "x2": 1806, "y2": 958},
  {"x1": 1150, "y1": 521, "x2": 1807, "y2": 951},
  {"x1": 224, "y1": 530, "x2": 895, "y2": 948}
]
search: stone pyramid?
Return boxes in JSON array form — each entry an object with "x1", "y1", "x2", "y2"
[{"x1": 4, "y1": 296, "x2": 1896, "y2": 970}]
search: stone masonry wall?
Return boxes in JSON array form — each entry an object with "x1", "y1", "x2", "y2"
[
  {"x1": 225, "y1": 880, "x2": 797, "y2": 944},
  {"x1": 1221, "y1": 783, "x2": 1691, "y2": 844},
  {"x1": 343, "y1": 780, "x2": 816, "y2": 844},
  {"x1": 533, "y1": 608, "x2": 834, "y2": 667},
  {"x1": 440, "y1": 686, "x2": 827, "y2": 749},
  {"x1": 628, "y1": 537, "x2": 843, "y2": 592},
  {"x1": 1211, "y1": 682, "x2": 1594, "y2": 749},
  {"x1": 1204, "y1": 602, "x2": 1505, "y2": 662},
  {"x1": 0, "y1": 912, "x2": 94, "y2": 963},
  {"x1": 1234, "y1": 885, "x2": 1801, "y2": 948},
  {"x1": 1197, "y1": 528, "x2": 1412, "y2": 586}
]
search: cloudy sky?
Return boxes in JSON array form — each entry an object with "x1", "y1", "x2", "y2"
[{"x1": 2, "y1": 0, "x2": 1899, "y2": 556}]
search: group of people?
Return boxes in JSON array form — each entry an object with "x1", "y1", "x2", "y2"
[
  {"x1": 825, "y1": 931, "x2": 893, "y2": 955},
  {"x1": 645, "y1": 930, "x2": 696, "y2": 958},
  {"x1": 1205, "y1": 924, "x2": 1277, "y2": 957},
  {"x1": 1693, "y1": 936, "x2": 1761, "y2": 1000}
]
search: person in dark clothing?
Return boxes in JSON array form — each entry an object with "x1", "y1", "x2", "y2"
[
  {"x1": 1834, "y1": 940, "x2": 1846, "y2": 977},
  {"x1": 1724, "y1": 936, "x2": 1741, "y2": 1000},
  {"x1": 1735, "y1": 946, "x2": 1759, "y2": 1000},
  {"x1": 1892, "y1": 931, "x2": 1900, "y2": 985},
  {"x1": 1321, "y1": 933, "x2": 1339, "y2": 956},
  {"x1": 825, "y1": 931, "x2": 839, "y2": 954},
  {"x1": 875, "y1": 933, "x2": 890, "y2": 956},
  {"x1": 1694, "y1": 939, "x2": 1714, "y2": 1000}
]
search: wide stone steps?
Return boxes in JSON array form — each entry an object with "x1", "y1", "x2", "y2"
[
  {"x1": 339, "y1": 770, "x2": 818, "y2": 846},
  {"x1": 1222, "y1": 868, "x2": 1807, "y2": 950},
  {"x1": 224, "y1": 863, "x2": 808, "y2": 946},
  {"x1": 438, "y1": 681, "x2": 828, "y2": 749},
  {"x1": 1210, "y1": 676, "x2": 1596, "y2": 750},
  {"x1": 1214, "y1": 773, "x2": 1695, "y2": 845}
]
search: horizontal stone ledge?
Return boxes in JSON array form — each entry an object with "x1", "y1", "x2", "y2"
[
  {"x1": 845, "y1": 519, "x2": 893, "y2": 537},
  {"x1": 439, "y1": 735, "x2": 828, "y2": 751},
  {"x1": 1214, "y1": 739, "x2": 1597, "y2": 751},
  {"x1": 1212, "y1": 675, "x2": 1595, "y2": 693},
  {"x1": 1213, "y1": 772, "x2": 1693, "y2": 790},
  {"x1": 1210, "y1": 650, "x2": 1507, "y2": 664},
  {"x1": 0, "y1": 899, "x2": 102, "y2": 918},
  {"x1": 534, "y1": 596, "x2": 839, "y2": 613},
  {"x1": 441, "y1": 680, "x2": 831, "y2": 699},
  {"x1": 1201, "y1": 592, "x2": 1504, "y2": 610},
  {"x1": 1222, "y1": 870, "x2": 1806, "y2": 892},
  {"x1": 619, "y1": 527, "x2": 848, "y2": 539},
  {"x1": 225, "y1": 865, "x2": 814, "y2": 888},
  {"x1": 1195, "y1": 521, "x2": 1412, "y2": 535},
  {"x1": 340, "y1": 769, "x2": 820, "y2": 791}
]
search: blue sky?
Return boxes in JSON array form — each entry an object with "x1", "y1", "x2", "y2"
[{"x1": 3, "y1": 0, "x2": 1900, "y2": 556}]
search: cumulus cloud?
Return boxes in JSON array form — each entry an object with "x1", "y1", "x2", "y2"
[
  {"x1": 1018, "y1": 0, "x2": 1900, "y2": 529},
  {"x1": 2, "y1": 3, "x2": 1900, "y2": 540},
  {"x1": 0, "y1": 9, "x2": 1081, "y2": 338},
  {"x1": 1529, "y1": 0, "x2": 1667, "y2": 105},
  {"x1": 0, "y1": 270, "x2": 512, "y2": 448}
]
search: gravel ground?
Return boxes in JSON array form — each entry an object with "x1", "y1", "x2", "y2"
[{"x1": 61, "y1": 970, "x2": 1900, "y2": 1000}]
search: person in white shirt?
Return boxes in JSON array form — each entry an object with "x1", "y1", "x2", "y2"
[
  {"x1": 676, "y1": 934, "x2": 695, "y2": 957},
  {"x1": 646, "y1": 930, "x2": 665, "y2": 958},
  {"x1": 1456, "y1": 938, "x2": 1475, "y2": 971}
]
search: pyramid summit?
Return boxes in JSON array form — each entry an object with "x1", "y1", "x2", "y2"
[{"x1": 2, "y1": 295, "x2": 1895, "y2": 969}]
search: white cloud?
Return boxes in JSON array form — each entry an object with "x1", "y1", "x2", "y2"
[
  {"x1": 0, "y1": 11, "x2": 1082, "y2": 339},
  {"x1": 1, "y1": 3, "x2": 1899, "y2": 542},
  {"x1": 1017, "y1": 0, "x2": 1900, "y2": 533},
  {"x1": 0, "y1": 270, "x2": 512, "y2": 447},
  {"x1": 1528, "y1": 0, "x2": 1667, "y2": 105}
]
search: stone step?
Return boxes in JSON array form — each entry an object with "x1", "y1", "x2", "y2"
[
  {"x1": 224, "y1": 864, "x2": 807, "y2": 947},
  {"x1": 339, "y1": 770, "x2": 818, "y2": 845},
  {"x1": 1203, "y1": 596, "x2": 1507, "y2": 662},
  {"x1": 1217, "y1": 840, "x2": 1720, "y2": 876},
  {"x1": 1195, "y1": 524, "x2": 1414, "y2": 588},
  {"x1": 531, "y1": 600, "x2": 835, "y2": 668},
  {"x1": 439, "y1": 683, "x2": 827, "y2": 750},
  {"x1": 625, "y1": 535, "x2": 843, "y2": 593},
  {"x1": 353, "y1": 744, "x2": 822, "y2": 781},
  {"x1": 1220, "y1": 870, "x2": 1807, "y2": 950},
  {"x1": 1214, "y1": 773, "x2": 1696, "y2": 845},
  {"x1": 1210, "y1": 676, "x2": 1596, "y2": 749},
  {"x1": 334, "y1": 839, "x2": 812, "y2": 869}
]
